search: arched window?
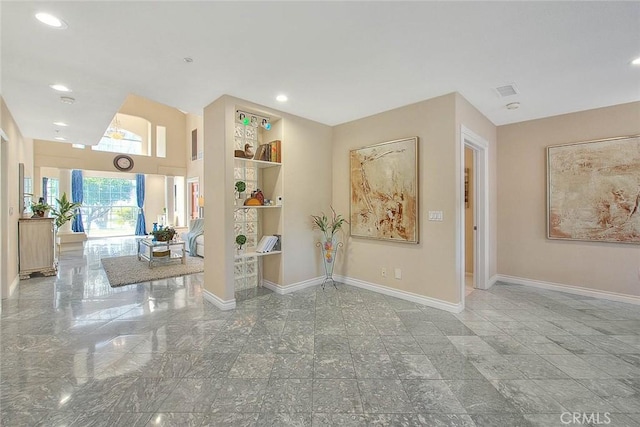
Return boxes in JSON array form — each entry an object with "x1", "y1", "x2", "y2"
[{"x1": 92, "y1": 114, "x2": 150, "y2": 156}]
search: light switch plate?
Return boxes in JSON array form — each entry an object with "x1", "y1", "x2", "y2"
[{"x1": 428, "y1": 211, "x2": 443, "y2": 221}]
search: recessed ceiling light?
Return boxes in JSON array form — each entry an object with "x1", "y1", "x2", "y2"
[
  {"x1": 50, "y1": 84, "x2": 71, "y2": 92},
  {"x1": 632, "y1": 57, "x2": 640, "y2": 65},
  {"x1": 35, "y1": 12, "x2": 68, "y2": 29},
  {"x1": 276, "y1": 94, "x2": 288, "y2": 102},
  {"x1": 60, "y1": 96, "x2": 75, "y2": 104},
  {"x1": 506, "y1": 102, "x2": 520, "y2": 110},
  {"x1": 53, "y1": 121, "x2": 68, "y2": 127},
  {"x1": 54, "y1": 136, "x2": 66, "y2": 141}
]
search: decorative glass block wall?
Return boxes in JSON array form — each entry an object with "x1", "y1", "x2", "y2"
[{"x1": 233, "y1": 120, "x2": 259, "y2": 292}]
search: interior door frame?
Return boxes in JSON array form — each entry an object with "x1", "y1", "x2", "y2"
[
  {"x1": 186, "y1": 177, "x2": 200, "y2": 221},
  {"x1": 459, "y1": 126, "x2": 489, "y2": 307}
]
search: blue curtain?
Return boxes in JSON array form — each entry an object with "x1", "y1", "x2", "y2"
[
  {"x1": 71, "y1": 170, "x2": 84, "y2": 232},
  {"x1": 42, "y1": 177, "x2": 48, "y2": 203},
  {"x1": 135, "y1": 173, "x2": 147, "y2": 235}
]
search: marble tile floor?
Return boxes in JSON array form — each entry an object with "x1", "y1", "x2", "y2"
[{"x1": 2, "y1": 237, "x2": 640, "y2": 426}]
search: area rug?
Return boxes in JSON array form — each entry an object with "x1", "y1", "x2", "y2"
[{"x1": 101, "y1": 255, "x2": 204, "y2": 287}]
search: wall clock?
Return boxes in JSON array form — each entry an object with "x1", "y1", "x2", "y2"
[{"x1": 113, "y1": 154, "x2": 134, "y2": 171}]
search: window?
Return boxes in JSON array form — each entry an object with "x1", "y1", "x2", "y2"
[
  {"x1": 156, "y1": 126, "x2": 166, "y2": 158},
  {"x1": 92, "y1": 130, "x2": 143, "y2": 155},
  {"x1": 92, "y1": 113, "x2": 151, "y2": 156},
  {"x1": 45, "y1": 178, "x2": 59, "y2": 207},
  {"x1": 80, "y1": 176, "x2": 137, "y2": 237}
]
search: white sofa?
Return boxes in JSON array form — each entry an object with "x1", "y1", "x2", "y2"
[{"x1": 180, "y1": 219, "x2": 204, "y2": 257}]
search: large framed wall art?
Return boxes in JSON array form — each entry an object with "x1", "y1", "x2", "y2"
[
  {"x1": 547, "y1": 135, "x2": 640, "y2": 244},
  {"x1": 350, "y1": 137, "x2": 418, "y2": 243}
]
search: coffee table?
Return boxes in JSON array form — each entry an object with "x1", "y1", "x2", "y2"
[{"x1": 137, "y1": 238, "x2": 186, "y2": 268}]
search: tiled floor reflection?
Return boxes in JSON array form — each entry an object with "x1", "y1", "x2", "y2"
[{"x1": 2, "y1": 237, "x2": 640, "y2": 426}]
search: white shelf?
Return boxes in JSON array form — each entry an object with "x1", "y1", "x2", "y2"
[
  {"x1": 234, "y1": 205, "x2": 281, "y2": 211},
  {"x1": 234, "y1": 157, "x2": 281, "y2": 169},
  {"x1": 235, "y1": 250, "x2": 282, "y2": 259}
]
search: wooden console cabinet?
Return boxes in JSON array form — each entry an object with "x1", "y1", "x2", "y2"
[{"x1": 19, "y1": 217, "x2": 57, "y2": 279}]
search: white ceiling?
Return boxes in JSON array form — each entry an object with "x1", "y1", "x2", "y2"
[{"x1": 2, "y1": 1, "x2": 639, "y2": 146}]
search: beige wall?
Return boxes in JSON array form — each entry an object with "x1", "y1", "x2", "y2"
[
  {"x1": 34, "y1": 94, "x2": 187, "y2": 177},
  {"x1": 203, "y1": 95, "x2": 333, "y2": 303},
  {"x1": 497, "y1": 102, "x2": 640, "y2": 297},
  {"x1": 1, "y1": 97, "x2": 34, "y2": 298},
  {"x1": 332, "y1": 93, "x2": 496, "y2": 305},
  {"x1": 333, "y1": 94, "x2": 460, "y2": 303},
  {"x1": 185, "y1": 113, "x2": 204, "y2": 189}
]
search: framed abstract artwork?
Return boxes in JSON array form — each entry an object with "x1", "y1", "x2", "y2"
[
  {"x1": 547, "y1": 135, "x2": 640, "y2": 244},
  {"x1": 350, "y1": 137, "x2": 418, "y2": 243}
]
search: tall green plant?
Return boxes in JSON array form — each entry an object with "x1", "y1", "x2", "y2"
[{"x1": 50, "y1": 192, "x2": 82, "y2": 229}]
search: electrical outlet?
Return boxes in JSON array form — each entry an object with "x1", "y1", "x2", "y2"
[
  {"x1": 381, "y1": 268, "x2": 387, "y2": 278},
  {"x1": 394, "y1": 268, "x2": 402, "y2": 280}
]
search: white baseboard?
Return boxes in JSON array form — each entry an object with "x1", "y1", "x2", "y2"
[
  {"x1": 262, "y1": 275, "x2": 462, "y2": 313},
  {"x1": 335, "y1": 275, "x2": 463, "y2": 313},
  {"x1": 262, "y1": 276, "x2": 324, "y2": 295},
  {"x1": 202, "y1": 289, "x2": 236, "y2": 310},
  {"x1": 495, "y1": 274, "x2": 640, "y2": 306},
  {"x1": 9, "y1": 275, "x2": 19, "y2": 297},
  {"x1": 487, "y1": 274, "x2": 499, "y2": 289}
]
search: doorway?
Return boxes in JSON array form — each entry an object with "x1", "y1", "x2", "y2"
[
  {"x1": 187, "y1": 178, "x2": 200, "y2": 221},
  {"x1": 459, "y1": 126, "x2": 489, "y2": 308},
  {"x1": 464, "y1": 147, "x2": 475, "y2": 296}
]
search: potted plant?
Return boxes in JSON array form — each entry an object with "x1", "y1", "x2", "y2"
[
  {"x1": 311, "y1": 207, "x2": 348, "y2": 289},
  {"x1": 50, "y1": 192, "x2": 82, "y2": 229},
  {"x1": 311, "y1": 206, "x2": 348, "y2": 243},
  {"x1": 152, "y1": 226, "x2": 176, "y2": 242},
  {"x1": 236, "y1": 234, "x2": 247, "y2": 255},
  {"x1": 30, "y1": 198, "x2": 51, "y2": 218},
  {"x1": 235, "y1": 181, "x2": 247, "y2": 207},
  {"x1": 235, "y1": 180, "x2": 246, "y2": 199}
]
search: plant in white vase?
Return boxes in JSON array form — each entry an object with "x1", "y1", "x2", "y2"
[{"x1": 236, "y1": 234, "x2": 247, "y2": 255}]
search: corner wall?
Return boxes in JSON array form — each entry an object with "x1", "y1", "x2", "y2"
[
  {"x1": 497, "y1": 102, "x2": 640, "y2": 298},
  {"x1": 1, "y1": 97, "x2": 34, "y2": 298},
  {"x1": 203, "y1": 95, "x2": 333, "y2": 306},
  {"x1": 332, "y1": 94, "x2": 461, "y2": 304}
]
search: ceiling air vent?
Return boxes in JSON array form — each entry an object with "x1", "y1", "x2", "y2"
[{"x1": 494, "y1": 84, "x2": 519, "y2": 98}]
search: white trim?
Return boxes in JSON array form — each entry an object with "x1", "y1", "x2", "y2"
[
  {"x1": 487, "y1": 274, "x2": 499, "y2": 289},
  {"x1": 10, "y1": 275, "x2": 19, "y2": 296},
  {"x1": 335, "y1": 275, "x2": 463, "y2": 313},
  {"x1": 262, "y1": 276, "x2": 324, "y2": 295},
  {"x1": 460, "y1": 126, "x2": 490, "y2": 304},
  {"x1": 202, "y1": 289, "x2": 236, "y2": 310},
  {"x1": 496, "y1": 274, "x2": 640, "y2": 306}
]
